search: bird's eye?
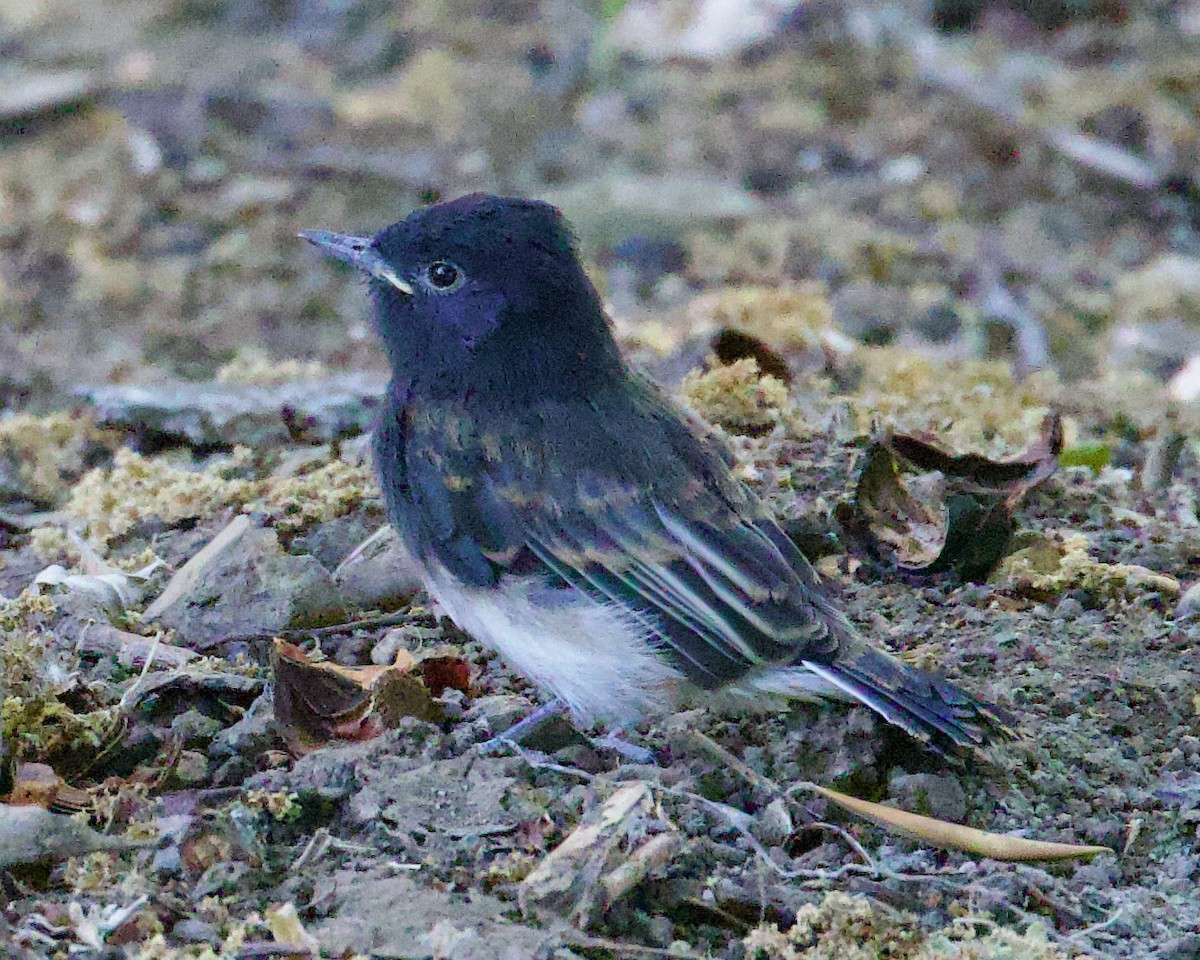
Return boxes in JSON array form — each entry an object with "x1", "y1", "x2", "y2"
[{"x1": 426, "y1": 260, "x2": 462, "y2": 290}]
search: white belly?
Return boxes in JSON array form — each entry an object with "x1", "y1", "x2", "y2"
[{"x1": 424, "y1": 567, "x2": 684, "y2": 729}]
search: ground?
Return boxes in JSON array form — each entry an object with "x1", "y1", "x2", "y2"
[{"x1": 1, "y1": 0, "x2": 1199, "y2": 958}]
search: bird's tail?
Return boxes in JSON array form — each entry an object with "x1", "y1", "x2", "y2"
[{"x1": 797, "y1": 639, "x2": 1012, "y2": 755}]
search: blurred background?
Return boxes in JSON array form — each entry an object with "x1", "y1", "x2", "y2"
[{"x1": 0, "y1": 0, "x2": 1197, "y2": 404}]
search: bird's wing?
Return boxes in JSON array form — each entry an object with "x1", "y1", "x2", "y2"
[
  {"x1": 399, "y1": 386, "x2": 1002, "y2": 750},
  {"x1": 401, "y1": 385, "x2": 842, "y2": 686}
]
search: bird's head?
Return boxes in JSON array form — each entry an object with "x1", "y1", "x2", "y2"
[{"x1": 301, "y1": 194, "x2": 623, "y2": 402}]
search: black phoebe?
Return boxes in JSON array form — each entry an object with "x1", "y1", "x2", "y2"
[{"x1": 301, "y1": 194, "x2": 1005, "y2": 753}]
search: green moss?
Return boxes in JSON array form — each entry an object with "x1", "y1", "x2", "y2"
[
  {"x1": 1057, "y1": 442, "x2": 1111, "y2": 472},
  {"x1": 0, "y1": 591, "x2": 118, "y2": 764}
]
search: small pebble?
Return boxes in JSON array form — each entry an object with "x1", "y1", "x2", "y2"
[
  {"x1": 371, "y1": 627, "x2": 410, "y2": 665},
  {"x1": 1054, "y1": 596, "x2": 1085, "y2": 619},
  {"x1": 1175, "y1": 580, "x2": 1200, "y2": 619}
]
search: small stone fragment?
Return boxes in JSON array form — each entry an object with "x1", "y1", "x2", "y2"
[
  {"x1": 887, "y1": 772, "x2": 967, "y2": 822},
  {"x1": 751, "y1": 797, "x2": 794, "y2": 846},
  {"x1": 1176, "y1": 580, "x2": 1200, "y2": 619},
  {"x1": 78, "y1": 375, "x2": 387, "y2": 449},
  {"x1": 0, "y1": 69, "x2": 95, "y2": 121},
  {"x1": 144, "y1": 515, "x2": 346, "y2": 647},
  {"x1": 335, "y1": 525, "x2": 423, "y2": 612}
]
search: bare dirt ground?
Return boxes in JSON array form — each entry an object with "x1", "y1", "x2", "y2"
[{"x1": 1, "y1": 1, "x2": 1198, "y2": 957}]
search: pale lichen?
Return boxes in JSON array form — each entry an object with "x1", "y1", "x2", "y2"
[
  {"x1": 67, "y1": 447, "x2": 258, "y2": 546},
  {"x1": 847, "y1": 348, "x2": 1056, "y2": 454},
  {"x1": 1, "y1": 590, "x2": 121, "y2": 764},
  {"x1": 242, "y1": 788, "x2": 302, "y2": 822},
  {"x1": 30, "y1": 524, "x2": 81, "y2": 566},
  {"x1": 66, "y1": 446, "x2": 375, "y2": 546},
  {"x1": 683, "y1": 358, "x2": 790, "y2": 434},
  {"x1": 214, "y1": 348, "x2": 327, "y2": 385},
  {"x1": 253, "y1": 457, "x2": 376, "y2": 534},
  {"x1": 0, "y1": 411, "x2": 118, "y2": 505},
  {"x1": 743, "y1": 892, "x2": 1073, "y2": 960},
  {"x1": 687, "y1": 283, "x2": 840, "y2": 352},
  {"x1": 995, "y1": 531, "x2": 1180, "y2": 601}
]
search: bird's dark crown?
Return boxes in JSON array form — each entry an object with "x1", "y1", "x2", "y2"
[{"x1": 344, "y1": 194, "x2": 625, "y2": 406}]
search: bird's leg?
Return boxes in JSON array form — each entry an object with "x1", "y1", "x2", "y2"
[
  {"x1": 591, "y1": 729, "x2": 656, "y2": 764},
  {"x1": 478, "y1": 697, "x2": 569, "y2": 753},
  {"x1": 478, "y1": 701, "x2": 656, "y2": 764}
]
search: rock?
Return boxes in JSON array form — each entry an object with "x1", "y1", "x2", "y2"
[
  {"x1": 291, "y1": 512, "x2": 378, "y2": 570},
  {"x1": 78, "y1": 375, "x2": 388, "y2": 450},
  {"x1": 608, "y1": 0, "x2": 793, "y2": 60},
  {"x1": 171, "y1": 919, "x2": 221, "y2": 945},
  {"x1": 369, "y1": 627, "x2": 410, "y2": 667},
  {"x1": 170, "y1": 750, "x2": 210, "y2": 786},
  {"x1": 352, "y1": 757, "x2": 528, "y2": 835},
  {"x1": 751, "y1": 797, "x2": 793, "y2": 846},
  {"x1": 1109, "y1": 256, "x2": 1200, "y2": 379},
  {"x1": 1176, "y1": 581, "x2": 1200, "y2": 619},
  {"x1": 1054, "y1": 595, "x2": 1085, "y2": 620},
  {"x1": 0, "y1": 805, "x2": 142, "y2": 868},
  {"x1": 144, "y1": 515, "x2": 346, "y2": 647},
  {"x1": 465, "y1": 694, "x2": 532, "y2": 733},
  {"x1": 333, "y1": 525, "x2": 423, "y2": 612},
  {"x1": 279, "y1": 741, "x2": 364, "y2": 802},
  {"x1": 0, "y1": 69, "x2": 96, "y2": 121},
  {"x1": 315, "y1": 869, "x2": 573, "y2": 958},
  {"x1": 832, "y1": 281, "x2": 921, "y2": 344},
  {"x1": 170, "y1": 709, "x2": 224, "y2": 746},
  {"x1": 887, "y1": 772, "x2": 967, "y2": 823}
]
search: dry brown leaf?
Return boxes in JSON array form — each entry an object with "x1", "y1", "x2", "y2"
[
  {"x1": 271, "y1": 639, "x2": 470, "y2": 755},
  {"x1": 838, "y1": 413, "x2": 1063, "y2": 580},
  {"x1": 4, "y1": 763, "x2": 91, "y2": 813}
]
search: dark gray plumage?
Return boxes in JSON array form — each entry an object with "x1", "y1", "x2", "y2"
[{"x1": 302, "y1": 194, "x2": 1007, "y2": 753}]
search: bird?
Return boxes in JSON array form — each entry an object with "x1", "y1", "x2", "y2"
[{"x1": 300, "y1": 193, "x2": 1007, "y2": 755}]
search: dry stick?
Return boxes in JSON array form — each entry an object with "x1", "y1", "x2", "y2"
[
  {"x1": 680, "y1": 727, "x2": 781, "y2": 797},
  {"x1": 1068, "y1": 906, "x2": 1126, "y2": 945},
  {"x1": 682, "y1": 728, "x2": 878, "y2": 869},
  {"x1": 504, "y1": 730, "x2": 941, "y2": 885},
  {"x1": 235, "y1": 945, "x2": 314, "y2": 959},
  {"x1": 690, "y1": 749, "x2": 1115, "y2": 946},
  {"x1": 195, "y1": 610, "x2": 432, "y2": 651}
]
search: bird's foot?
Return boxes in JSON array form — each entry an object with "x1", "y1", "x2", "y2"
[
  {"x1": 477, "y1": 697, "x2": 569, "y2": 754},
  {"x1": 590, "y1": 731, "x2": 656, "y2": 764},
  {"x1": 477, "y1": 699, "x2": 656, "y2": 765}
]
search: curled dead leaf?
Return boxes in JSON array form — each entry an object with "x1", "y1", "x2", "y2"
[
  {"x1": 4, "y1": 763, "x2": 91, "y2": 814},
  {"x1": 711, "y1": 328, "x2": 792, "y2": 383},
  {"x1": 271, "y1": 639, "x2": 471, "y2": 755},
  {"x1": 837, "y1": 414, "x2": 1063, "y2": 580}
]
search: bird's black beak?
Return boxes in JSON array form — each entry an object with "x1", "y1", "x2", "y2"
[{"x1": 298, "y1": 230, "x2": 414, "y2": 296}]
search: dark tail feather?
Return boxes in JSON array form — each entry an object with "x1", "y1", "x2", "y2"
[{"x1": 801, "y1": 642, "x2": 1013, "y2": 755}]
